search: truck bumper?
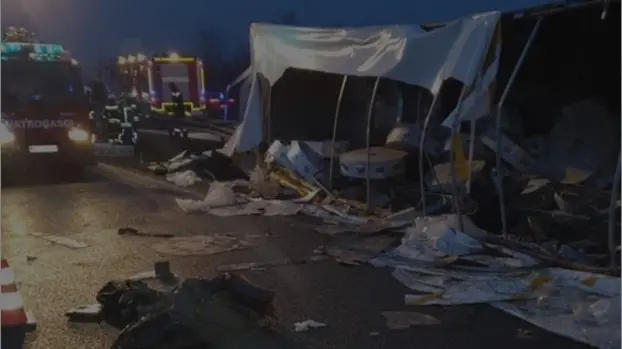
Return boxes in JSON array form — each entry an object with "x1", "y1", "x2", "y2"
[{"x1": 2, "y1": 142, "x2": 95, "y2": 171}]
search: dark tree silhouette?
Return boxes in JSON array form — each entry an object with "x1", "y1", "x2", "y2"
[
  {"x1": 192, "y1": 11, "x2": 303, "y2": 90},
  {"x1": 275, "y1": 11, "x2": 299, "y2": 25}
]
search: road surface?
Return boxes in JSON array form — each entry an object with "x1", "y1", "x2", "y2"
[{"x1": 1, "y1": 164, "x2": 590, "y2": 349}]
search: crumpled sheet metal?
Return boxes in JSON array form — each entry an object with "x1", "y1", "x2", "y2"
[{"x1": 371, "y1": 215, "x2": 621, "y2": 349}]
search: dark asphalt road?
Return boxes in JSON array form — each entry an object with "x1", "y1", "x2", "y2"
[{"x1": 1, "y1": 163, "x2": 591, "y2": 349}]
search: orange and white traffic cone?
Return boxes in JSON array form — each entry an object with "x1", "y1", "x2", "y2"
[{"x1": 1, "y1": 258, "x2": 35, "y2": 349}]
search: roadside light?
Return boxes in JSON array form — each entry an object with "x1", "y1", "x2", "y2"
[
  {"x1": 118, "y1": 56, "x2": 127, "y2": 65},
  {"x1": 0, "y1": 123, "x2": 15, "y2": 145},
  {"x1": 137, "y1": 53, "x2": 146, "y2": 62},
  {"x1": 68, "y1": 127, "x2": 89, "y2": 142},
  {"x1": 127, "y1": 55, "x2": 136, "y2": 63},
  {"x1": 169, "y1": 52, "x2": 180, "y2": 61}
]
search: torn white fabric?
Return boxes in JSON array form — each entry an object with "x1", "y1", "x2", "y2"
[
  {"x1": 251, "y1": 13, "x2": 500, "y2": 90},
  {"x1": 166, "y1": 170, "x2": 201, "y2": 187}
]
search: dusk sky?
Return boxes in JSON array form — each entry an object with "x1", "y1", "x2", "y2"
[{"x1": 2, "y1": 0, "x2": 550, "y2": 63}]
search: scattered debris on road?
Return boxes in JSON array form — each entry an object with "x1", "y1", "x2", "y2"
[
  {"x1": 147, "y1": 149, "x2": 249, "y2": 186},
  {"x1": 198, "y1": 94, "x2": 620, "y2": 349},
  {"x1": 516, "y1": 328, "x2": 537, "y2": 340},
  {"x1": 216, "y1": 255, "x2": 328, "y2": 272},
  {"x1": 175, "y1": 180, "x2": 306, "y2": 217},
  {"x1": 98, "y1": 5, "x2": 619, "y2": 348},
  {"x1": 368, "y1": 214, "x2": 620, "y2": 349},
  {"x1": 151, "y1": 234, "x2": 255, "y2": 256},
  {"x1": 322, "y1": 233, "x2": 400, "y2": 266},
  {"x1": 68, "y1": 265, "x2": 293, "y2": 349},
  {"x1": 117, "y1": 227, "x2": 174, "y2": 238},
  {"x1": 65, "y1": 303, "x2": 103, "y2": 323},
  {"x1": 158, "y1": 98, "x2": 621, "y2": 348},
  {"x1": 293, "y1": 319, "x2": 327, "y2": 332},
  {"x1": 166, "y1": 169, "x2": 202, "y2": 187},
  {"x1": 381, "y1": 311, "x2": 441, "y2": 329},
  {"x1": 29, "y1": 232, "x2": 89, "y2": 249},
  {"x1": 153, "y1": 261, "x2": 175, "y2": 281},
  {"x1": 126, "y1": 262, "x2": 177, "y2": 283}
]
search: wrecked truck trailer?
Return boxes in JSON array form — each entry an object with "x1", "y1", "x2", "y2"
[
  {"x1": 377, "y1": 0, "x2": 621, "y2": 235},
  {"x1": 226, "y1": 13, "x2": 501, "y2": 146},
  {"x1": 475, "y1": 0, "x2": 619, "y2": 241},
  {"x1": 220, "y1": 13, "x2": 503, "y2": 214},
  {"x1": 416, "y1": 0, "x2": 621, "y2": 271},
  {"x1": 420, "y1": 0, "x2": 620, "y2": 155},
  {"x1": 218, "y1": 1, "x2": 620, "y2": 259}
]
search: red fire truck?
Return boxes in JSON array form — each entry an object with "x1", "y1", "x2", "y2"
[
  {"x1": 147, "y1": 53, "x2": 206, "y2": 116},
  {"x1": 1, "y1": 31, "x2": 95, "y2": 175}
]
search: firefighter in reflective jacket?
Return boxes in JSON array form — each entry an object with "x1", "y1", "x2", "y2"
[
  {"x1": 169, "y1": 83, "x2": 188, "y2": 138},
  {"x1": 169, "y1": 83, "x2": 185, "y2": 118},
  {"x1": 104, "y1": 94, "x2": 123, "y2": 143}
]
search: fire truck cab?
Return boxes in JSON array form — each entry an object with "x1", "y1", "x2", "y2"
[
  {"x1": 147, "y1": 53, "x2": 206, "y2": 117},
  {"x1": 0, "y1": 36, "x2": 95, "y2": 175}
]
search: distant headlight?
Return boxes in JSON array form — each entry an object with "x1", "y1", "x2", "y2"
[
  {"x1": 0, "y1": 123, "x2": 15, "y2": 145},
  {"x1": 68, "y1": 127, "x2": 89, "y2": 142}
]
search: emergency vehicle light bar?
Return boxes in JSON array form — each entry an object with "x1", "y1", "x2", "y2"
[
  {"x1": 1, "y1": 42, "x2": 65, "y2": 55},
  {"x1": 0, "y1": 42, "x2": 68, "y2": 62},
  {"x1": 153, "y1": 57, "x2": 196, "y2": 63}
]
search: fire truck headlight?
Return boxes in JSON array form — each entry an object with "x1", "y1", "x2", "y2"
[
  {"x1": 68, "y1": 127, "x2": 89, "y2": 142},
  {"x1": 0, "y1": 123, "x2": 15, "y2": 145}
]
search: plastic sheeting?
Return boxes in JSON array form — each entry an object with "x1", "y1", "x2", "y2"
[
  {"x1": 221, "y1": 12, "x2": 501, "y2": 155},
  {"x1": 219, "y1": 74, "x2": 263, "y2": 156}
]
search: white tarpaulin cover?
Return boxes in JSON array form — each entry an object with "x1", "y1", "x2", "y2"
[
  {"x1": 252, "y1": 12, "x2": 500, "y2": 91},
  {"x1": 221, "y1": 12, "x2": 501, "y2": 156}
]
